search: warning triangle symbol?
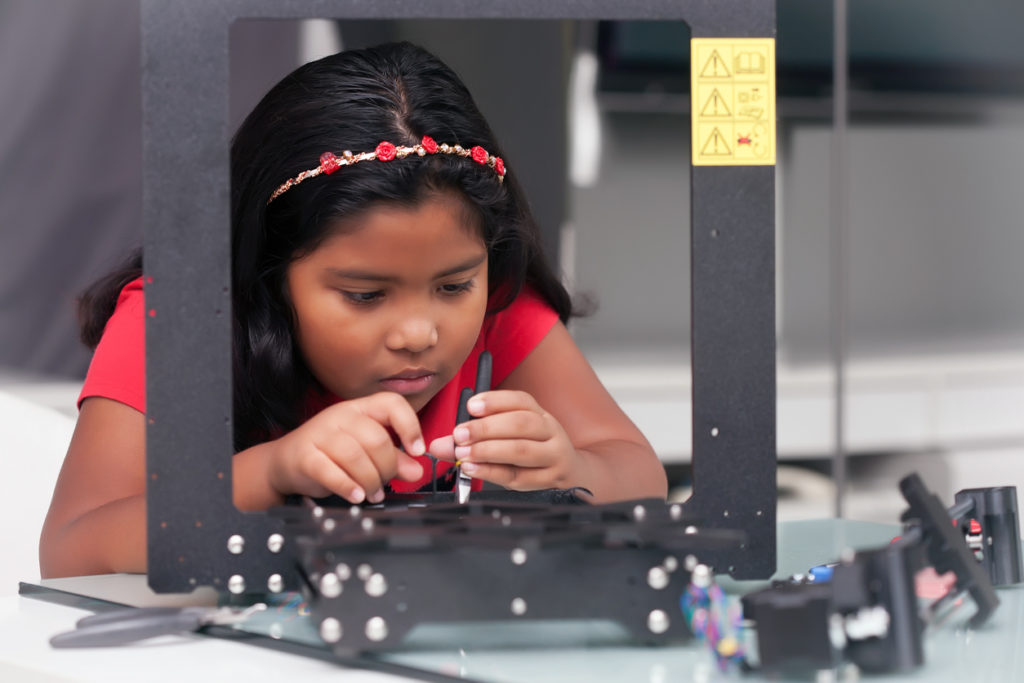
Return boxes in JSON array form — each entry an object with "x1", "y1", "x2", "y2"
[
  {"x1": 701, "y1": 127, "x2": 732, "y2": 156},
  {"x1": 700, "y1": 88, "x2": 731, "y2": 117},
  {"x1": 700, "y1": 50, "x2": 731, "y2": 78}
]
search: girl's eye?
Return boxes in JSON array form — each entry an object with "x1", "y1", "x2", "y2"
[
  {"x1": 342, "y1": 290, "x2": 383, "y2": 305},
  {"x1": 439, "y1": 280, "x2": 474, "y2": 296}
]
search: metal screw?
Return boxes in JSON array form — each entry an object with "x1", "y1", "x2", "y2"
[
  {"x1": 633, "y1": 504, "x2": 647, "y2": 521},
  {"x1": 312, "y1": 506, "x2": 324, "y2": 519},
  {"x1": 267, "y1": 573, "x2": 284, "y2": 593},
  {"x1": 336, "y1": 563, "x2": 352, "y2": 581},
  {"x1": 692, "y1": 564, "x2": 712, "y2": 588},
  {"x1": 511, "y1": 548, "x2": 527, "y2": 565},
  {"x1": 511, "y1": 598, "x2": 527, "y2": 616},
  {"x1": 647, "y1": 609, "x2": 670, "y2": 634},
  {"x1": 357, "y1": 563, "x2": 373, "y2": 581},
  {"x1": 365, "y1": 572, "x2": 388, "y2": 597},
  {"x1": 365, "y1": 617, "x2": 388, "y2": 642},
  {"x1": 322, "y1": 518, "x2": 336, "y2": 532},
  {"x1": 670, "y1": 504, "x2": 682, "y2": 520},
  {"x1": 684, "y1": 554, "x2": 699, "y2": 571},
  {"x1": 663, "y1": 556, "x2": 679, "y2": 573},
  {"x1": 226, "y1": 534, "x2": 245, "y2": 555},
  {"x1": 349, "y1": 506, "x2": 362, "y2": 517},
  {"x1": 361, "y1": 517, "x2": 374, "y2": 532},
  {"x1": 685, "y1": 525, "x2": 698, "y2": 535},
  {"x1": 647, "y1": 566, "x2": 670, "y2": 590},
  {"x1": 227, "y1": 574, "x2": 246, "y2": 594},
  {"x1": 320, "y1": 572, "x2": 343, "y2": 598},
  {"x1": 267, "y1": 533, "x2": 284, "y2": 553},
  {"x1": 320, "y1": 617, "x2": 343, "y2": 643}
]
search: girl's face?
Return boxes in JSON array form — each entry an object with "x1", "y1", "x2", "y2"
[{"x1": 286, "y1": 191, "x2": 489, "y2": 412}]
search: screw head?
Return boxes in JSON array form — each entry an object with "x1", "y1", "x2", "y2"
[
  {"x1": 511, "y1": 597, "x2": 527, "y2": 616},
  {"x1": 335, "y1": 563, "x2": 352, "y2": 581},
  {"x1": 663, "y1": 555, "x2": 679, "y2": 573},
  {"x1": 647, "y1": 609, "x2": 670, "y2": 634},
  {"x1": 227, "y1": 574, "x2": 246, "y2": 595},
  {"x1": 361, "y1": 517, "x2": 375, "y2": 532},
  {"x1": 511, "y1": 548, "x2": 527, "y2": 565},
  {"x1": 357, "y1": 563, "x2": 373, "y2": 581},
  {"x1": 320, "y1": 572, "x2": 343, "y2": 598},
  {"x1": 670, "y1": 504, "x2": 682, "y2": 520},
  {"x1": 647, "y1": 566, "x2": 670, "y2": 590},
  {"x1": 365, "y1": 572, "x2": 388, "y2": 597},
  {"x1": 320, "y1": 617, "x2": 343, "y2": 643},
  {"x1": 226, "y1": 534, "x2": 245, "y2": 555},
  {"x1": 267, "y1": 573, "x2": 284, "y2": 593},
  {"x1": 633, "y1": 504, "x2": 647, "y2": 521},
  {"x1": 267, "y1": 533, "x2": 284, "y2": 553},
  {"x1": 365, "y1": 617, "x2": 389, "y2": 642}
]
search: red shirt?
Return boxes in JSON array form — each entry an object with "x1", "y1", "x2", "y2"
[{"x1": 79, "y1": 277, "x2": 560, "y2": 492}]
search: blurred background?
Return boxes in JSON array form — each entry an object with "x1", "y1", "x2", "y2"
[{"x1": 2, "y1": 0, "x2": 1024, "y2": 546}]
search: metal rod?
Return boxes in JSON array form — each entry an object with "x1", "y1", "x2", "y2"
[{"x1": 831, "y1": 0, "x2": 850, "y2": 518}]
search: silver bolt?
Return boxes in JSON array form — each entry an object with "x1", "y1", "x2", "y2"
[
  {"x1": 670, "y1": 504, "x2": 682, "y2": 520},
  {"x1": 227, "y1": 534, "x2": 245, "y2": 555},
  {"x1": 320, "y1": 617, "x2": 343, "y2": 643},
  {"x1": 365, "y1": 572, "x2": 388, "y2": 597},
  {"x1": 511, "y1": 598, "x2": 527, "y2": 616},
  {"x1": 320, "y1": 572, "x2": 343, "y2": 598},
  {"x1": 491, "y1": 509, "x2": 502, "y2": 519},
  {"x1": 267, "y1": 573, "x2": 284, "y2": 593},
  {"x1": 647, "y1": 609, "x2": 670, "y2": 634},
  {"x1": 685, "y1": 525, "x2": 698, "y2": 535},
  {"x1": 501, "y1": 515, "x2": 512, "y2": 527},
  {"x1": 692, "y1": 564, "x2": 712, "y2": 588},
  {"x1": 227, "y1": 574, "x2": 246, "y2": 595},
  {"x1": 684, "y1": 554, "x2": 699, "y2": 571},
  {"x1": 511, "y1": 548, "x2": 527, "y2": 565},
  {"x1": 663, "y1": 556, "x2": 679, "y2": 573},
  {"x1": 322, "y1": 518, "x2": 336, "y2": 532},
  {"x1": 349, "y1": 506, "x2": 362, "y2": 518},
  {"x1": 312, "y1": 506, "x2": 324, "y2": 519},
  {"x1": 647, "y1": 566, "x2": 670, "y2": 590},
  {"x1": 365, "y1": 617, "x2": 388, "y2": 642},
  {"x1": 633, "y1": 504, "x2": 647, "y2": 521},
  {"x1": 267, "y1": 533, "x2": 284, "y2": 553},
  {"x1": 336, "y1": 563, "x2": 352, "y2": 581},
  {"x1": 357, "y1": 563, "x2": 373, "y2": 581},
  {"x1": 361, "y1": 517, "x2": 374, "y2": 532}
]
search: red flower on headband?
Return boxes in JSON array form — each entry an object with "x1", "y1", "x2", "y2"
[
  {"x1": 375, "y1": 141, "x2": 397, "y2": 161},
  {"x1": 471, "y1": 146, "x2": 488, "y2": 164},
  {"x1": 494, "y1": 157, "x2": 505, "y2": 176},
  {"x1": 421, "y1": 136, "x2": 438, "y2": 154},
  {"x1": 319, "y1": 152, "x2": 340, "y2": 174}
]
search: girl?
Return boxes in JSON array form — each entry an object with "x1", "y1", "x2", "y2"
[{"x1": 39, "y1": 42, "x2": 667, "y2": 578}]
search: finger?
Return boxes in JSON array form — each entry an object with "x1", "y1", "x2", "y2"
[
  {"x1": 456, "y1": 438, "x2": 553, "y2": 469},
  {"x1": 427, "y1": 434, "x2": 456, "y2": 461},
  {"x1": 339, "y1": 416, "x2": 403, "y2": 491},
  {"x1": 454, "y1": 410, "x2": 552, "y2": 447},
  {"x1": 303, "y1": 449, "x2": 371, "y2": 504},
  {"x1": 459, "y1": 461, "x2": 548, "y2": 492},
  {"x1": 314, "y1": 431, "x2": 386, "y2": 499},
  {"x1": 464, "y1": 390, "x2": 541, "y2": 419},
  {"x1": 346, "y1": 392, "x2": 426, "y2": 457}
]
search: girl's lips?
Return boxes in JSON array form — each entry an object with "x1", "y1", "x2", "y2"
[{"x1": 380, "y1": 373, "x2": 436, "y2": 395}]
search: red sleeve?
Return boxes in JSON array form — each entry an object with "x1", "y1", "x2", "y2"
[
  {"x1": 484, "y1": 287, "x2": 560, "y2": 387},
  {"x1": 78, "y1": 277, "x2": 146, "y2": 413}
]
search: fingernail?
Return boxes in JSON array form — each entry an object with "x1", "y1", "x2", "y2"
[
  {"x1": 350, "y1": 487, "x2": 366, "y2": 504},
  {"x1": 462, "y1": 462, "x2": 478, "y2": 474},
  {"x1": 410, "y1": 438, "x2": 425, "y2": 456},
  {"x1": 467, "y1": 397, "x2": 484, "y2": 414},
  {"x1": 454, "y1": 445, "x2": 471, "y2": 461},
  {"x1": 369, "y1": 489, "x2": 385, "y2": 504},
  {"x1": 453, "y1": 426, "x2": 470, "y2": 445}
]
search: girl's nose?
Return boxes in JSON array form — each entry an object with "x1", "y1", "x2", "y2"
[{"x1": 386, "y1": 316, "x2": 438, "y2": 354}]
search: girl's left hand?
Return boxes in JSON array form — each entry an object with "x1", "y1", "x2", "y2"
[{"x1": 427, "y1": 390, "x2": 585, "y2": 491}]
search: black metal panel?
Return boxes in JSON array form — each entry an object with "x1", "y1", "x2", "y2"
[
  {"x1": 685, "y1": 165, "x2": 777, "y2": 579},
  {"x1": 142, "y1": 0, "x2": 777, "y2": 594}
]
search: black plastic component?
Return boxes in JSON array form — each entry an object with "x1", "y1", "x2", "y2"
[
  {"x1": 899, "y1": 473, "x2": 1000, "y2": 628},
  {"x1": 742, "y1": 582, "x2": 838, "y2": 674},
  {"x1": 953, "y1": 486, "x2": 1024, "y2": 587}
]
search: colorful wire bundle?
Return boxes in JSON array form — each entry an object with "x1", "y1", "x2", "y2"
[{"x1": 680, "y1": 564, "x2": 746, "y2": 670}]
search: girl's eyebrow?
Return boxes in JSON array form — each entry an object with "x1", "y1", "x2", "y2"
[{"x1": 326, "y1": 253, "x2": 486, "y2": 282}]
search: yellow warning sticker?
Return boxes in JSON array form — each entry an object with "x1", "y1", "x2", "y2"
[{"x1": 691, "y1": 38, "x2": 775, "y2": 166}]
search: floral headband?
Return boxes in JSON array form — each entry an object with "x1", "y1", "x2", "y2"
[{"x1": 267, "y1": 136, "x2": 506, "y2": 204}]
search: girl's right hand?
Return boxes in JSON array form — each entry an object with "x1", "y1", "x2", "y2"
[{"x1": 264, "y1": 392, "x2": 425, "y2": 504}]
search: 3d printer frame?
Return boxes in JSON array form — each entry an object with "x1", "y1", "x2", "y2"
[{"x1": 141, "y1": 0, "x2": 778, "y2": 596}]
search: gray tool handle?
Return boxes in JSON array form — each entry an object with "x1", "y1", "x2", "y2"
[{"x1": 50, "y1": 608, "x2": 206, "y2": 648}]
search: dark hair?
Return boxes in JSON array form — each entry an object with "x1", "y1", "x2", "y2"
[{"x1": 80, "y1": 42, "x2": 574, "y2": 449}]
